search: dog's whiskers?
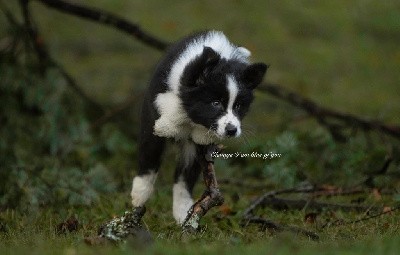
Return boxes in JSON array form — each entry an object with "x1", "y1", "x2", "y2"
[{"x1": 238, "y1": 127, "x2": 255, "y2": 146}]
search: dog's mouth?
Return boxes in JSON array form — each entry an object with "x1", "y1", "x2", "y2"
[
  {"x1": 208, "y1": 124, "x2": 220, "y2": 138},
  {"x1": 210, "y1": 123, "x2": 240, "y2": 139},
  {"x1": 210, "y1": 123, "x2": 218, "y2": 132}
]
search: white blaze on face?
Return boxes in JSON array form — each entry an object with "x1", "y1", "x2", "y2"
[{"x1": 216, "y1": 75, "x2": 241, "y2": 137}]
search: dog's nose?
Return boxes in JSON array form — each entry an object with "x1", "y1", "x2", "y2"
[{"x1": 225, "y1": 123, "x2": 237, "y2": 137}]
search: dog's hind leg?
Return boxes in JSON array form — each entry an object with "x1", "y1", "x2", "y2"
[{"x1": 173, "y1": 140, "x2": 202, "y2": 224}]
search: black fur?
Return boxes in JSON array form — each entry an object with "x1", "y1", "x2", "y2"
[{"x1": 134, "y1": 31, "x2": 268, "y2": 217}]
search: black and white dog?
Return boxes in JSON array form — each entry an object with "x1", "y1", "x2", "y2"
[{"x1": 131, "y1": 31, "x2": 268, "y2": 224}]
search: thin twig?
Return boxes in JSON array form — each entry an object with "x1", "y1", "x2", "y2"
[
  {"x1": 19, "y1": 0, "x2": 48, "y2": 73},
  {"x1": 84, "y1": 80, "x2": 400, "y2": 137},
  {"x1": 242, "y1": 186, "x2": 382, "y2": 220},
  {"x1": 51, "y1": 60, "x2": 104, "y2": 114},
  {"x1": 322, "y1": 205, "x2": 400, "y2": 228},
  {"x1": 0, "y1": 0, "x2": 17, "y2": 26},
  {"x1": 259, "y1": 196, "x2": 379, "y2": 213},
  {"x1": 35, "y1": 0, "x2": 170, "y2": 51},
  {"x1": 242, "y1": 187, "x2": 316, "y2": 217},
  {"x1": 242, "y1": 216, "x2": 319, "y2": 240},
  {"x1": 311, "y1": 188, "x2": 365, "y2": 198},
  {"x1": 219, "y1": 179, "x2": 365, "y2": 196},
  {"x1": 17, "y1": 0, "x2": 104, "y2": 113}
]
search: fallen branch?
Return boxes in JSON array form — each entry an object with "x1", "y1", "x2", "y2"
[
  {"x1": 88, "y1": 79, "x2": 400, "y2": 138},
  {"x1": 242, "y1": 186, "x2": 382, "y2": 219},
  {"x1": 259, "y1": 196, "x2": 379, "y2": 213},
  {"x1": 322, "y1": 205, "x2": 400, "y2": 228},
  {"x1": 259, "y1": 83, "x2": 400, "y2": 140},
  {"x1": 310, "y1": 188, "x2": 365, "y2": 198},
  {"x1": 218, "y1": 179, "x2": 365, "y2": 195},
  {"x1": 243, "y1": 216, "x2": 319, "y2": 240},
  {"x1": 242, "y1": 187, "x2": 316, "y2": 217},
  {"x1": 182, "y1": 145, "x2": 224, "y2": 232},
  {"x1": 52, "y1": 61, "x2": 105, "y2": 114},
  {"x1": 35, "y1": 0, "x2": 170, "y2": 51}
]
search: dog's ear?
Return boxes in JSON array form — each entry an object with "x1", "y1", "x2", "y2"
[
  {"x1": 242, "y1": 63, "x2": 268, "y2": 89},
  {"x1": 201, "y1": 47, "x2": 220, "y2": 68},
  {"x1": 181, "y1": 47, "x2": 220, "y2": 87},
  {"x1": 197, "y1": 47, "x2": 220, "y2": 84}
]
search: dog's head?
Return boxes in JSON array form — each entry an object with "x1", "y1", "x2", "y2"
[{"x1": 180, "y1": 47, "x2": 268, "y2": 139}]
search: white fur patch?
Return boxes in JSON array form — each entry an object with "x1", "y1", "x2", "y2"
[
  {"x1": 181, "y1": 140, "x2": 197, "y2": 168},
  {"x1": 167, "y1": 31, "x2": 250, "y2": 93},
  {"x1": 191, "y1": 123, "x2": 219, "y2": 144},
  {"x1": 153, "y1": 92, "x2": 191, "y2": 140},
  {"x1": 216, "y1": 76, "x2": 241, "y2": 137},
  {"x1": 173, "y1": 180, "x2": 194, "y2": 224},
  {"x1": 153, "y1": 92, "x2": 218, "y2": 144},
  {"x1": 131, "y1": 171, "x2": 157, "y2": 207},
  {"x1": 154, "y1": 32, "x2": 248, "y2": 144},
  {"x1": 237, "y1": 47, "x2": 251, "y2": 58}
]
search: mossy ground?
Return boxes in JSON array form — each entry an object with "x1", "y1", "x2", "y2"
[
  {"x1": 0, "y1": 187, "x2": 399, "y2": 255},
  {"x1": 1, "y1": 0, "x2": 399, "y2": 254}
]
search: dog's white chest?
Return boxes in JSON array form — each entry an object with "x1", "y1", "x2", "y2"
[{"x1": 153, "y1": 92, "x2": 216, "y2": 145}]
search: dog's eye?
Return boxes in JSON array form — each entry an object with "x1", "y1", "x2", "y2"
[
  {"x1": 211, "y1": 101, "x2": 221, "y2": 107},
  {"x1": 234, "y1": 103, "x2": 241, "y2": 110}
]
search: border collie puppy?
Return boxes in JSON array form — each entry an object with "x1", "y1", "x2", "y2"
[{"x1": 131, "y1": 31, "x2": 268, "y2": 224}]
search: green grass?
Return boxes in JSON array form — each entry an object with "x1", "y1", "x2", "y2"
[
  {"x1": 1, "y1": 0, "x2": 400, "y2": 254},
  {"x1": 0, "y1": 188, "x2": 399, "y2": 255}
]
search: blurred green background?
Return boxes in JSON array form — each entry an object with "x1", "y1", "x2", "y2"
[
  {"x1": 13, "y1": 0, "x2": 400, "y2": 120},
  {"x1": 2, "y1": 0, "x2": 400, "y2": 209},
  {"x1": 1, "y1": 1, "x2": 400, "y2": 253},
  {"x1": 2, "y1": 0, "x2": 400, "y2": 210}
]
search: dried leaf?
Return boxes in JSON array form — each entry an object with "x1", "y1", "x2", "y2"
[
  {"x1": 304, "y1": 212, "x2": 318, "y2": 224},
  {"x1": 383, "y1": 206, "x2": 393, "y2": 215},
  {"x1": 219, "y1": 204, "x2": 233, "y2": 216},
  {"x1": 321, "y1": 184, "x2": 337, "y2": 192},
  {"x1": 372, "y1": 188, "x2": 382, "y2": 201},
  {"x1": 56, "y1": 216, "x2": 79, "y2": 234}
]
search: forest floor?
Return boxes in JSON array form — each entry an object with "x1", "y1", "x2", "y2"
[
  {"x1": 1, "y1": 1, "x2": 400, "y2": 254},
  {"x1": 1, "y1": 184, "x2": 399, "y2": 255}
]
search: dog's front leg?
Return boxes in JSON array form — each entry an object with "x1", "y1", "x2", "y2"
[{"x1": 182, "y1": 144, "x2": 224, "y2": 232}]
